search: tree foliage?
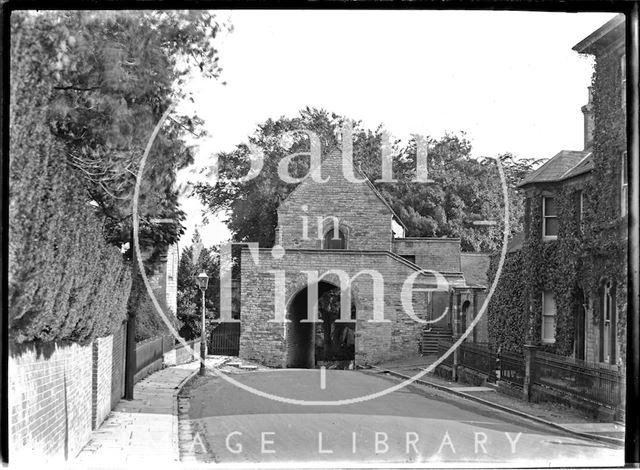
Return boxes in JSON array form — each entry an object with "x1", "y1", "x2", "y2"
[
  {"x1": 10, "y1": 10, "x2": 230, "y2": 343},
  {"x1": 9, "y1": 30, "x2": 131, "y2": 344},
  {"x1": 176, "y1": 231, "x2": 221, "y2": 339},
  {"x1": 195, "y1": 108, "x2": 538, "y2": 252}
]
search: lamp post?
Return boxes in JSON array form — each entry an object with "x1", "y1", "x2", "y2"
[{"x1": 196, "y1": 271, "x2": 209, "y2": 376}]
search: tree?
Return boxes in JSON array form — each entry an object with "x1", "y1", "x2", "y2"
[
  {"x1": 12, "y1": 10, "x2": 231, "y2": 340},
  {"x1": 195, "y1": 108, "x2": 538, "y2": 252},
  {"x1": 176, "y1": 231, "x2": 220, "y2": 339}
]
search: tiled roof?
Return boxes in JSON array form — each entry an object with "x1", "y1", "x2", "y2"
[
  {"x1": 517, "y1": 150, "x2": 591, "y2": 187},
  {"x1": 573, "y1": 14, "x2": 625, "y2": 55},
  {"x1": 560, "y1": 153, "x2": 593, "y2": 181}
]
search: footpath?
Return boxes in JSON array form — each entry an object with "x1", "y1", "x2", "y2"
[
  {"x1": 374, "y1": 355, "x2": 625, "y2": 446},
  {"x1": 72, "y1": 356, "x2": 228, "y2": 467}
]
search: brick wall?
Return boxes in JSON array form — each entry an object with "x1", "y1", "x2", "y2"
[
  {"x1": 110, "y1": 324, "x2": 126, "y2": 410},
  {"x1": 91, "y1": 337, "x2": 112, "y2": 430},
  {"x1": 277, "y1": 151, "x2": 395, "y2": 252},
  {"x1": 9, "y1": 341, "x2": 93, "y2": 463},
  {"x1": 392, "y1": 238, "x2": 462, "y2": 273}
]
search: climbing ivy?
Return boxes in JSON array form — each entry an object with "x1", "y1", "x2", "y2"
[{"x1": 488, "y1": 45, "x2": 627, "y2": 363}]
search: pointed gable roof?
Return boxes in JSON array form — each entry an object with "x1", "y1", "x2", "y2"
[{"x1": 279, "y1": 150, "x2": 407, "y2": 230}]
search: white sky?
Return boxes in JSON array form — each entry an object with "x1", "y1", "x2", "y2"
[{"x1": 175, "y1": 10, "x2": 617, "y2": 249}]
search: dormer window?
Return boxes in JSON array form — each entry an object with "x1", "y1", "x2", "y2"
[
  {"x1": 323, "y1": 229, "x2": 346, "y2": 249},
  {"x1": 542, "y1": 196, "x2": 558, "y2": 240}
]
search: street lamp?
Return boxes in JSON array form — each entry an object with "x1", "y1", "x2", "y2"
[{"x1": 196, "y1": 271, "x2": 209, "y2": 376}]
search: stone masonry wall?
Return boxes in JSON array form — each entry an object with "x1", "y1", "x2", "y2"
[
  {"x1": 392, "y1": 238, "x2": 461, "y2": 273},
  {"x1": 277, "y1": 151, "x2": 395, "y2": 251},
  {"x1": 240, "y1": 248, "x2": 440, "y2": 367},
  {"x1": 460, "y1": 253, "x2": 490, "y2": 287}
]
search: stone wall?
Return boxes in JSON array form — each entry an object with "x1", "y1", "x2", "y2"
[
  {"x1": 277, "y1": 151, "x2": 395, "y2": 252},
  {"x1": 460, "y1": 253, "x2": 490, "y2": 287},
  {"x1": 240, "y1": 248, "x2": 441, "y2": 367},
  {"x1": 392, "y1": 238, "x2": 461, "y2": 273}
]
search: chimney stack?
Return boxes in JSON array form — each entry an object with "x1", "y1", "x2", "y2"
[{"x1": 581, "y1": 86, "x2": 594, "y2": 150}]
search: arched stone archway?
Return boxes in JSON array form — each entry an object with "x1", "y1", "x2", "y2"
[{"x1": 285, "y1": 281, "x2": 356, "y2": 368}]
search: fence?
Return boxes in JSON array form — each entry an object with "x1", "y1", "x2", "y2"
[
  {"x1": 458, "y1": 342, "x2": 497, "y2": 380},
  {"x1": 436, "y1": 339, "x2": 625, "y2": 412},
  {"x1": 533, "y1": 351, "x2": 625, "y2": 410},
  {"x1": 209, "y1": 322, "x2": 241, "y2": 356},
  {"x1": 134, "y1": 334, "x2": 174, "y2": 383}
]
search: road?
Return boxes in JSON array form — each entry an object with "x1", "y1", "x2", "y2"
[{"x1": 179, "y1": 368, "x2": 622, "y2": 466}]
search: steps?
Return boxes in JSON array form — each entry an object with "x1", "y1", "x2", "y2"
[{"x1": 421, "y1": 326, "x2": 452, "y2": 354}]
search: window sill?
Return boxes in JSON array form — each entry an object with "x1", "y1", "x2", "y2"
[{"x1": 542, "y1": 236, "x2": 558, "y2": 242}]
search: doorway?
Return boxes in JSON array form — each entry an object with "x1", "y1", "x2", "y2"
[{"x1": 285, "y1": 281, "x2": 356, "y2": 368}]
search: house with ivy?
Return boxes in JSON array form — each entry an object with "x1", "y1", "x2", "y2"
[{"x1": 488, "y1": 14, "x2": 627, "y2": 367}]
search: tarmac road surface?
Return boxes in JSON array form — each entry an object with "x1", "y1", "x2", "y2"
[{"x1": 179, "y1": 368, "x2": 623, "y2": 466}]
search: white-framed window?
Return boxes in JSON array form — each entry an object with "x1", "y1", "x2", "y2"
[
  {"x1": 621, "y1": 151, "x2": 628, "y2": 217},
  {"x1": 542, "y1": 290, "x2": 557, "y2": 344},
  {"x1": 542, "y1": 196, "x2": 558, "y2": 239}
]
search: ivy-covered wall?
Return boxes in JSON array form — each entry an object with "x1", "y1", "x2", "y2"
[{"x1": 488, "y1": 42, "x2": 627, "y2": 363}]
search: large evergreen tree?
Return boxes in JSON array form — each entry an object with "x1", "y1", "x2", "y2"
[{"x1": 10, "y1": 10, "x2": 231, "y2": 341}]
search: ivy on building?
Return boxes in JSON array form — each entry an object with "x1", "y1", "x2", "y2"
[{"x1": 487, "y1": 48, "x2": 627, "y2": 362}]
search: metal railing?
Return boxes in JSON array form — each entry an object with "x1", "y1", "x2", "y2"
[
  {"x1": 459, "y1": 342, "x2": 497, "y2": 380},
  {"x1": 533, "y1": 351, "x2": 625, "y2": 409},
  {"x1": 497, "y1": 350, "x2": 525, "y2": 387},
  {"x1": 209, "y1": 322, "x2": 241, "y2": 356}
]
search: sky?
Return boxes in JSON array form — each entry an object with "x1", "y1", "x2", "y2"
[{"x1": 175, "y1": 9, "x2": 618, "y2": 250}]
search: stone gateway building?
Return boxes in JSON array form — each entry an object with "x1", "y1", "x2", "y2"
[{"x1": 239, "y1": 151, "x2": 489, "y2": 368}]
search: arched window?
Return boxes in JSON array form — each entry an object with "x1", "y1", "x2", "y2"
[{"x1": 323, "y1": 229, "x2": 346, "y2": 249}]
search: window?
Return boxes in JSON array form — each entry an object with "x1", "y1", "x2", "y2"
[
  {"x1": 542, "y1": 197, "x2": 558, "y2": 239},
  {"x1": 621, "y1": 151, "x2": 628, "y2": 217},
  {"x1": 323, "y1": 229, "x2": 346, "y2": 249},
  {"x1": 601, "y1": 280, "x2": 616, "y2": 364},
  {"x1": 541, "y1": 290, "x2": 557, "y2": 344},
  {"x1": 400, "y1": 255, "x2": 416, "y2": 264}
]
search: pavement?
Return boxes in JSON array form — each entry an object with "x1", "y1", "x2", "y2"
[
  {"x1": 373, "y1": 354, "x2": 625, "y2": 445},
  {"x1": 70, "y1": 354, "x2": 625, "y2": 467},
  {"x1": 72, "y1": 356, "x2": 228, "y2": 467},
  {"x1": 179, "y1": 367, "x2": 622, "y2": 466}
]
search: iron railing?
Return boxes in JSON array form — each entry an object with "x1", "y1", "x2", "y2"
[
  {"x1": 533, "y1": 351, "x2": 625, "y2": 409},
  {"x1": 209, "y1": 322, "x2": 241, "y2": 356},
  {"x1": 497, "y1": 349, "x2": 525, "y2": 387},
  {"x1": 459, "y1": 342, "x2": 497, "y2": 380}
]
